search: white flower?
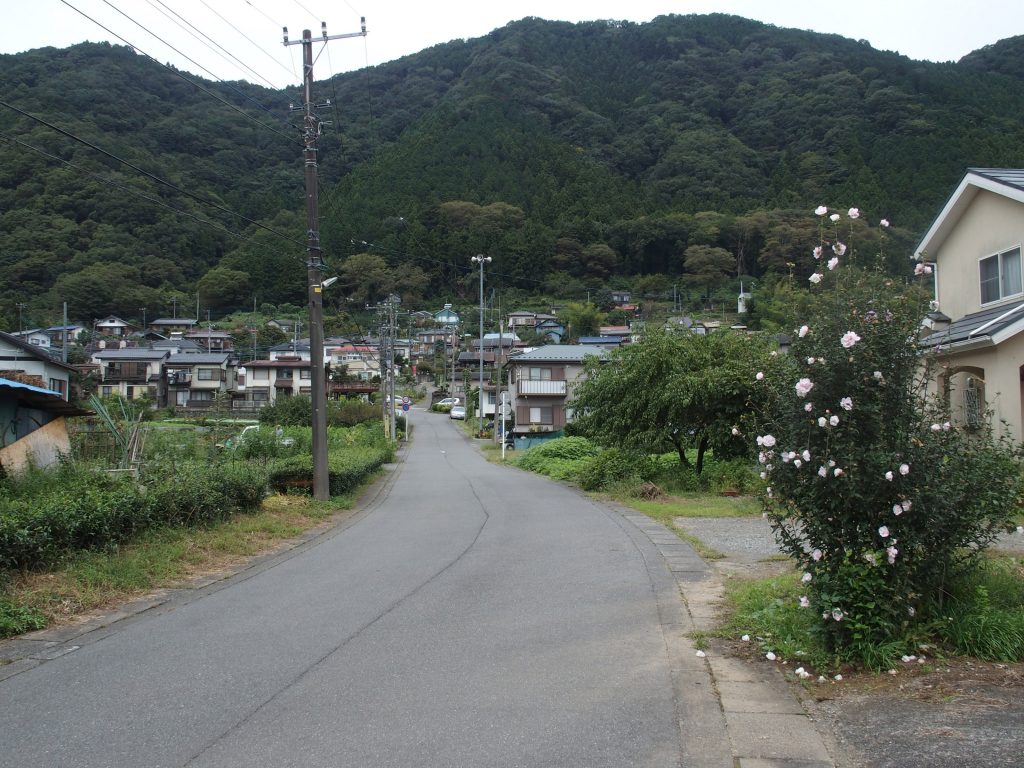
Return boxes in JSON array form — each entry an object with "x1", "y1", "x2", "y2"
[
  {"x1": 759, "y1": 472, "x2": 767, "y2": 480},
  {"x1": 943, "y1": 422, "x2": 951, "y2": 431},
  {"x1": 833, "y1": 242, "x2": 847, "y2": 256},
  {"x1": 815, "y1": 205, "x2": 828, "y2": 216},
  {"x1": 766, "y1": 487, "x2": 773, "y2": 498},
  {"x1": 930, "y1": 423, "x2": 941, "y2": 431},
  {"x1": 818, "y1": 417, "x2": 827, "y2": 428},
  {"x1": 848, "y1": 207, "x2": 860, "y2": 219},
  {"x1": 793, "y1": 459, "x2": 802, "y2": 468},
  {"x1": 802, "y1": 450, "x2": 811, "y2": 461},
  {"x1": 893, "y1": 504, "x2": 903, "y2": 516},
  {"x1": 755, "y1": 371, "x2": 764, "y2": 381},
  {"x1": 832, "y1": 609, "x2": 844, "y2": 621},
  {"x1": 828, "y1": 459, "x2": 836, "y2": 467},
  {"x1": 766, "y1": 652, "x2": 777, "y2": 661},
  {"x1": 899, "y1": 463, "x2": 910, "y2": 476},
  {"x1": 811, "y1": 548, "x2": 823, "y2": 561},
  {"x1": 833, "y1": 467, "x2": 844, "y2": 477},
  {"x1": 799, "y1": 324, "x2": 809, "y2": 337},
  {"x1": 818, "y1": 465, "x2": 827, "y2": 477},
  {"x1": 818, "y1": 676, "x2": 827, "y2": 683},
  {"x1": 757, "y1": 434, "x2": 776, "y2": 448},
  {"x1": 873, "y1": 370, "x2": 884, "y2": 381},
  {"x1": 758, "y1": 452, "x2": 768, "y2": 465},
  {"x1": 795, "y1": 378, "x2": 814, "y2": 397},
  {"x1": 731, "y1": 426, "x2": 740, "y2": 436},
  {"x1": 807, "y1": 357, "x2": 816, "y2": 365},
  {"x1": 880, "y1": 218, "x2": 890, "y2": 228},
  {"x1": 812, "y1": 246, "x2": 823, "y2": 260},
  {"x1": 840, "y1": 397, "x2": 853, "y2": 411},
  {"x1": 864, "y1": 552, "x2": 877, "y2": 565},
  {"x1": 741, "y1": 634, "x2": 750, "y2": 642},
  {"x1": 802, "y1": 572, "x2": 812, "y2": 583},
  {"x1": 804, "y1": 403, "x2": 813, "y2": 412},
  {"x1": 885, "y1": 471, "x2": 894, "y2": 481},
  {"x1": 827, "y1": 256, "x2": 839, "y2": 270},
  {"x1": 908, "y1": 606, "x2": 916, "y2": 617},
  {"x1": 799, "y1": 595, "x2": 810, "y2": 608},
  {"x1": 830, "y1": 213, "x2": 841, "y2": 222},
  {"x1": 879, "y1": 526, "x2": 890, "y2": 538},
  {"x1": 840, "y1": 331, "x2": 861, "y2": 349},
  {"x1": 808, "y1": 272, "x2": 823, "y2": 284},
  {"x1": 887, "y1": 545, "x2": 899, "y2": 564},
  {"x1": 696, "y1": 650, "x2": 706, "y2": 658},
  {"x1": 829, "y1": 415, "x2": 840, "y2": 427},
  {"x1": 834, "y1": 674, "x2": 843, "y2": 681}
]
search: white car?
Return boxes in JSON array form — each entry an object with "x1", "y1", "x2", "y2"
[
  {"x1": 436, "y1": 397, "x2": 460, "y2": 408},
  {"x1": 449, "y1": 405, "x2": 466, "y2": 420}
]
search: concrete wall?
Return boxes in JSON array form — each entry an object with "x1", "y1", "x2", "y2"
[{"x1": 0, "y1": 417, "x2": 72, "y2": 474}]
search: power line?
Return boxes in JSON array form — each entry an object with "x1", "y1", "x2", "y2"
[
  {"x1": 57, "y1": 0, "x2": 296, "y2": 143},
  {"x1": 200, "y1": 0, "x2": 300, "y2": 85},
  {"x1": 148, "y1": 0, "x2": 278, "y2": 89}
]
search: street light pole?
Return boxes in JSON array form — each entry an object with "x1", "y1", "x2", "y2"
[{"x1": 471, "y1": 254, "x2": 491, "y2": 436}]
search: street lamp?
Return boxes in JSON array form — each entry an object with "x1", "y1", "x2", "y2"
[{"x1": 471, "y1": 254, "x2": 491, "y2": 436}]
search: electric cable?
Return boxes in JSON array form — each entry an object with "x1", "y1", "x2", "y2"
[{"x1": 200, "y1": 0, "x2": 300, "y2": 86}]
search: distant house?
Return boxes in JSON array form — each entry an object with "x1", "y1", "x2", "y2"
[
  {"x1": 185, "y1": 330, "x2": 235, "y2": 353},
  {"x1": 270, "y1": 340, "x2": 311, "y2": 361},
  {"x1": 267, "y1": 318, "x2": 301, "y2": 335},
  {"x1": 165, "y1": 352, "x2": 238, "y2": 409},
  {"x1": 505, "y1": 345, "x2": 607, "y2": 436},
  {"x1": 917, "y1": 168, "x2": 1024, "y2": 441},
  {"x1": 0, "y1": 377, "x2": 91, "y2": 474},
  {"x1": 238, "y1": 358, "x2": 314, "y2": 407},
  {"x1": 91, "y1": 347, "x2": 170, "y2": 402},
  {"x1": 0, "y1": 331, "x2": 77, "y2": 400},
  {"x1": 578, "y1": 336, "x2": 622, "y2": 348},
  {"x1": 507, "y1": 311, "x2": 538, "y2": 331},
  {"x1": 45, "y1": 324, "x2": 86, "y2": 347},
  {"x1": 330, "y1": 343, "x2": 380, "y2": 381},
  {"x1": 150, "y1": 318, "x2": 198, "y2": 335},
  {"x1": 9, "y1": 328, "x2": 51, "y2": 348},
  {"x1": 611, "y1": 290, "x2": 632, "y2": 305},
  {"x1": 94, "y1": 315, "x2": 134, "y2": 338},
  {"x1": 534, "y1": 318, "x2": 565, "y2": 343}
]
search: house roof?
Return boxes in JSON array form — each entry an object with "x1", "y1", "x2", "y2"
[
  {"x1": 93, "y1": 348, "x2": 170, "y2": 361},
  {"x1": 0, "y1": 377, "x2": 92, "y2": 416},
  {"x1": 245, "y1": 359, "x2": 311, "y2": 368},
  {"x1": 151, "y1": 318, "x2": 197, "y2": 326},
  {"x1": 506, "y1": 345, "x2": 608, "y2": 364},
  {"x1": 919, "y1": 301, "x2": 1024, "y2": 352},
  {"x1": 270, "y1": 341, "x2": 311, "y2": 352},
  {"x1": 0, "y1": 331, "x2": 76, "y2": 371},
  {"x1": 166, "y1": 353, "x2": 232, "y2": 365},
  {"x1": 916, "y1": 168, "x2": 1024, "y2": 259}
]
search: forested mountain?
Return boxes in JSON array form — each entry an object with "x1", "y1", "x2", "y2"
[{"x1": 2, "y1": 14, "x2": 1023, "y2": 327}]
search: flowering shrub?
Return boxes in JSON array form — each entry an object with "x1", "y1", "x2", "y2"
[{"x1": 752, "y1": 206, "x2": 1023, "y2": 664}]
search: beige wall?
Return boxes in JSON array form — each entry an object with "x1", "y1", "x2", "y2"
[
  {"x1": 934, "y1": 191, "x2": 1024, "y2": 321},
  {"x1": 927, "y1": 332, "x2": 1024, "y2": 443},
  {"x1": 0, "y1": 417, "x2": 72, "y2": 474}
]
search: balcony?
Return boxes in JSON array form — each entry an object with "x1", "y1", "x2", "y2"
[{"x1": 518, "y1": 380, "x2": 567, "y2": 396}]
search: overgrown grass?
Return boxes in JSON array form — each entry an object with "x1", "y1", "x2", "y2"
[
  {"x1": 713, "y1": 554, "x2": 1024, "y2": 671},
  {"x1": 0, "y1": 493, "x2": 354, "y2": 636},
  {"x1": 623, "y1": 493, "x2": 761, "y2": 519}
]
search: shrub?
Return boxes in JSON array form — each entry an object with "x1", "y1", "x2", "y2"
[
  {"x1": 514, "y1": 437, "x2": 600, "y2": 480},
  {"x1": 751, "y1": 209, "x2": 1024, "y2": 663},
  {"x1": 578, "y1": 448, "x2": 655, "y2": 491}
]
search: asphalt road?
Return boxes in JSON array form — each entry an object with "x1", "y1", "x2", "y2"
[{"x1": 0, "y1": 412, "x2": 685, "y2": 767}]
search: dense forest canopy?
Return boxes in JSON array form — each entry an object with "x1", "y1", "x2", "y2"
[{"x1": 1, "y1": 14, "x2": 1023, "y2": 328}]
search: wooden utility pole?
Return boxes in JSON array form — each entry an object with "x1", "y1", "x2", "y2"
[{"x1": 284, "y1": 19, "x2": 366, "y2": 501}]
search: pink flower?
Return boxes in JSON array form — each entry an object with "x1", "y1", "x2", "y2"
[
  {"x1": 887, "y1": 545, "x2": 899, "y2": 564},
  {"x1": 899, "y1": 463, "x2": 910, "y2": 476},
  {"x1": 840, "y1": 331, "x2": 861, "y2": 349},
  {"x1": 829, "y1": 415, "x2": 839, "y2": 427},
  {"x1": 827, "y1": 256, "x2": 839, "y2": 270},
  {"x1": 893, "y1": 504, "x2": 903, "y2": 516},
  {"x1": 811, "y1": 548, "x2": 823, "y2": 561},
  {"x1": 879, "y1": 526, "x2": 890, "y2": 538},
  {"x1": 815, "y1": 205, "x2": 828, "y2": 216},
  {"x1": 795, "y1": 378, "x2": 814, "y2": 397},
  {"x1": 757, "y1": 434, "x2": 777, "y2": 448},
  {"x1": 840, "y1": 397, "x2": 853, "y2": 411},
  {"x1": 799, "y1": 596, "x2": 810, "y2": 608},
  {"x1": 818, "y1": 465, "x2": 827, "y2": 477},
  {"x1": 833, "y1": 467, "x2": 843, "y2": 477},
  {"x1": 833, "y1": 242, "x2": 847, "y2": 256},
  {"x1": 930, "y1": 423, "x2": 941, "y2": 431},
  {"x1": 802, "y1": 449, "x2": 811, "y2": 461},
  {"x1": 832, "y1": 609, "x2": 844, "y2": 621},
  {"x1": 830, "y1": 213, "x2": 841, "y2": 222},
  {"x1": 848, "y1": 207, "x2": 860, "y2": 219},
  {"x1": 809, "y1": 273, "x2": 823, "y2": 284},
  {"x1": 812, "y1": 246, "x2": 823, "y2": 260},
  {"x1": 804, "y1": 402, "x2": 813, "y2": 412},
  {"x1": 802, "y1": 572, "x2": 812, "y2": 583},
  {"x1": 799, "y1": 325, "x2": 809, "y2": 337},
  {"x1": 756, "y1": 371, "x2": 764, "y2": 381},
  {"x1": 807, "y1": 357, "x2": 816, "y2": 365},
  {"x1": 885, "y1": 471, "x2": 894, "y2": 481}
]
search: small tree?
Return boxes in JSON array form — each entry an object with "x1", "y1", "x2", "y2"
[{"x1": 752, "y1": 207, "x2": 1022, "y2": 663}]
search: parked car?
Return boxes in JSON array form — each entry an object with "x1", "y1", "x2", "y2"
[
  {"x1": 449, "y1": 405, "x2": 466, "y2": 420},
  {"x1": 437, "y1": 397, "x2": 461, "y2": 407}
]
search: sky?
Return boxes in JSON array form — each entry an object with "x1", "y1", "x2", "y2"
[{"x1": 1, "y1": 0, "x2": 1022, "y2": 91}]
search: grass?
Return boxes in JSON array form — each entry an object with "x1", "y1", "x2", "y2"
[
  {"x1": 0, "y1": 493, "x2": 355, "y2": 636},
  {"x1": 623, "y1": 492, "x2": 761, "y2": 519}
]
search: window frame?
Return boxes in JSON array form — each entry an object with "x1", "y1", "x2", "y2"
[{"x1": 979, "y1": 245, "x2": 1023, "y2": 306}]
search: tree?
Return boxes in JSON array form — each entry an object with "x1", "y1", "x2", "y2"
[
  {"x1": 682, "y1": 245, "x2": 734, "y2": 302},
  {"x1": 572, "y1": 329, "x2": 778, "y2": 472},
  {"x1": 557, "y1": 302, "x2": 604, "y2": 340},
  {"x1": 197, "y1": 267, "x2": 252, "y2": 310}
]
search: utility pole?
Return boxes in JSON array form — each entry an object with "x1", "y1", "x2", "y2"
[
  {"x1": 285, "y1": 19, "x2": 367, "y2": 501},
  {"x1": 16, "y1": 303, "x2": 26, "y2": 334},
  {"x1": 472, "y1": 254, "x2": 491, "y2": 436}
]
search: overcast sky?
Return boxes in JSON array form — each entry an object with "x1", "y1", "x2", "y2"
[{"x1": 1, "y1": 0, "x2": 1021, "y2": 91}]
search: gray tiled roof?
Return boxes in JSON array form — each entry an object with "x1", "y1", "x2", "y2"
[
  {"x1": 166, "y1": 353, "x2": 231, "y2": 365},
  {"x1": 919, "y1": 302, "x2": 1024, "y2": 348},
  {"x1": 93, "y1": 348, "x2": 170, "y2": 360},
  {"x1": 507, "y1": 345, "x2": 608, "y2": 364},
  {"x1": 968, "y1": 168, "x2": 1024, "y2": 193}
]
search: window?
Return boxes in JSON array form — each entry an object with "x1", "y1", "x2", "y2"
[
  {"x1": 197, "y1": 368, "x2": 217, "y2": 381},
  {"x1": 300, "y1": 369, "x2": 311, "y2": 379},
  {"x1": 48, "y1": 378, "x2": 67, "y2": 398},
  {"x1": 278, "y1": 368, "x2": 293, "y2": 380},
  {"x1": 101, "y1": 386, "x2": 113, "y2": 397},
  {"x1": 252, "y1": 368, "x2": 270, "y2": 381},
  {"x1": 980, "y1": 247, "x2": 1022, "y2": 304},
  {"x1": 528, "y1": 367, "x2": 552, "y2": 381},
  {"x1": 529, "y1": 406, "x2": 553, "y2": 424}
]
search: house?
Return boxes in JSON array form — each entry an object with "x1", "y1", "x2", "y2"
[
  {"x1": 149, "y1": 318, "x2": 198, "y2": 335},
  {"x1": 164, "y1": 352, "x2": 238, "y2": 409},
  {"x1": 505, "y1": 345, "x2": 607, "y2": 437},
  {"x1": 330, "y1": 343, "x2": 380, "y2": 381},
  {"x1": 91, "y1": 347, "x2": 170, "y2": 402},
  {"x1": 236, "y1": 358, "x2": 314, "y2": 408},
  {"x1": 0, "y1": 377, "x2": 91, "y2": 474},
  {"x1": 270, "y1": 341, "x2": 311, "y2": 361},
  {"x1": 0, "y1": 331, "x2": 77, "y2": 400},
  {"x1": 9, "y1": 328, "x2": 51, "y2": 348},
  {"x1": 268, "y1": 318, "x2": 301, "y2": 334},
  {"x1": 185, "y1": 330, "x2": 235, "y2": 352},
  {"x1": 534, "y1": 318, "x2": 565, "y2": 343},
  {"x1": 434, "y1": 303, "x2": 460, "y2": 327},
  {"x1": 45, "y1": 324, "x2": 87, "y2": 348},
  {"x1": 916, "y1": 168, "x2": 1024, "y2": 442},
  {"x1": 94, "y1": 315, "x2": 134, "y2": 338},
  {"x1": 611, "y1": 289, "x2": 632, "y2": 305},
  {"x1": 507, "y1": 311, "x2": 538, "y2": 331}
]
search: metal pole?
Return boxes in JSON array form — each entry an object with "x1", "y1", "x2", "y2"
[{"x1": 471, "y1": 255, "x2": 491, "y2": 436}]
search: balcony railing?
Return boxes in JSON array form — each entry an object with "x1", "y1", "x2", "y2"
[{"x1": 517, "y1": 380, "x2": 567, "y2": 396}]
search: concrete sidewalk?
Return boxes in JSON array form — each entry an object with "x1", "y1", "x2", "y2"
[{"x1": 619, "y1": 510, "x2": 836, "y2": 768}]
